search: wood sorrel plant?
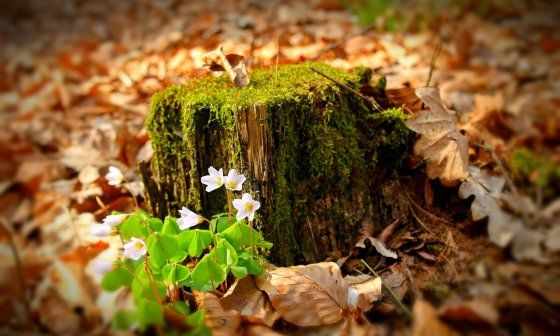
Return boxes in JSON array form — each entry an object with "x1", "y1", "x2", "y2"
[{"x1": 96, "y1": 167, "x2": 272, "y2": 333}]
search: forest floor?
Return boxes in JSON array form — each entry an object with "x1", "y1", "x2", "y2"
[{"x1": 1, "y1": 0, "x2": 559, "y2": 335}]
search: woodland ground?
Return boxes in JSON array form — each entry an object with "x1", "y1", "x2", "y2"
[{"x1": 0, "y1": 0, "x2": 559, "y2": 335}]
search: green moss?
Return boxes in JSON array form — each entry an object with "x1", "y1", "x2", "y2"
[
  {"x1": 147, "y1": 63, "x2": 412, "y2": 265},
  {"x1": 511, "y1": 147, "x2": 560, "y2": 198}
]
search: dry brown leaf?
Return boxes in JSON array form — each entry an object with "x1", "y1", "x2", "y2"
[
  {"x1": 221, "y1": 276, "x2": 280, "y2": 327},
  {"x1": 458, "y1": 166, "x2": 517, "y2": 247},
  {"x1": 413, "y1": 300, "x2": 460, "y2": 336},
  {"x1": 255, "y1": 262, "x2": 348, "y2": 327},
  {"x1": 439, "y1": 299, "x2": 499, "y2": 327},
  {"x1": 459, "y1": 167, "x2": 547, "y2": 263},
  {"x1": 345, "y1": 276, "x2": 382, "y2": 312},
  {"x1": 355, "y1": 236, "x2": 398, "y2": 259},
  {"x1": 195, "y1": 291, "x2": 241, "y2": 336},
  {"x1": 405, "y1": 87, "x2": 469, "y2": 185}
]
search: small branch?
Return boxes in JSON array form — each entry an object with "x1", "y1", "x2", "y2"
[
  {"x1": 310, "y1": 67, "x2": 381, "y2": 111},
  {"x1": 425, "y1": 39, "x2": 442, "y2": 88}
]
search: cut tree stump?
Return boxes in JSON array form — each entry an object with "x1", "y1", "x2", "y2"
[{"x1": 143, "y1": 63, "x2": 412, "y2": 265}]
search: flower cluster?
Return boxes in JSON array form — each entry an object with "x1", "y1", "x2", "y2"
[{"x1": 90, "y1": 166, "x2": 270, "y2": 332}]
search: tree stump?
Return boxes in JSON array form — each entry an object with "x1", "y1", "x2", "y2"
[{"x1": 144, "y1": 63, "x2": 412, "y2": 265}]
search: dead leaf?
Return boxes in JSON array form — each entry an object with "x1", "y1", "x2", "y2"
[
  {"x1": 255, "y1": 262, "x2": 348, "y2": 326},
  {"x1": 355, "y1": 236, "x2": 398, "y2": 259},
  {"x1": 405, "y1": 87, "x2": 469, "y2": 185},
  {"x1": 195, "y1": 291, "x2": 241, "y2": 336},
  {"x1": 439, "y1": 299, "x2": 499, "y2": 327},
  {"x1": 458, "y1": 166, "x2": 518, "y2": 247},
  {"x1": 345, "y1": 276, "x2": 382, "y2": 312},
  {"x1": 413, "y1": 300, "x2": 460, "y2": 336},
  {"x1": 221, "y1": 277, "x2": 280, "y2": 327}
]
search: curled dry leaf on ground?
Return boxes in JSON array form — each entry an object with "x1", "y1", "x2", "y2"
[
  {"x1": 459, "y1": 166, "x2": 555, "y2": 263},
  {"x1": 405, "y1": 87, "x2": 469, "y2": 186}
]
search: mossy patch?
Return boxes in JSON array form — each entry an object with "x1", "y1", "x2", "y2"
[
  {"x1": 511, "y1": 147, "x2": 560, "y2": 199},
  {"x1": 146, "y1": 62, "x2": 412, "y2": 265}
]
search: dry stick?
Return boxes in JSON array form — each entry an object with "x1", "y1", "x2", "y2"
[
  {"x1": 309, "y1": 24, "x2": 377, "y2": 62},
  {"x1": 408, "y1": 197, "x2": 454, "y2": 226},
  {"x1": 425, "y1": 39, "x2": 442, "y2": 88},
  {"x1": 408, "y1": 205, "x2": 441, "y2": 242},
  {"x1": 310, "y1": 67, "x2": 381, "y2": 111},
  {"x1": 360, "y1": 259, "x2": 412, "y2": 317},
  {"x1": 0, "y1": 217, "x2": 30, "y2": 324}
]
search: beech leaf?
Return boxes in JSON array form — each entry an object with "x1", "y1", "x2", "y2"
[{"x1": 255, "y1": 262, "x2": 348, "y2": 327}]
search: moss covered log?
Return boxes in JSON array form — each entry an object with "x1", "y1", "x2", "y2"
[{"x1": 145, "y1": 63, "x2": 412, "y2": 265}]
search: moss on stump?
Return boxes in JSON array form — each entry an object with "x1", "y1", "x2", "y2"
[{"x1": 145, "y1": 63, "x2": 412, "y2": 265}]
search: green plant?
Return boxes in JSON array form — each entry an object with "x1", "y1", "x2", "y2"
[{"x1": 93, "y1": 166, "x2": 272, "y2": 333}]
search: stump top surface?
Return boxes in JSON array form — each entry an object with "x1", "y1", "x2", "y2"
[{"x1": 149, "y1": 63, "x2": 363, "y2": 116}]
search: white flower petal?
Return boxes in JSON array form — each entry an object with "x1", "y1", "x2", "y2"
[
  {"x1": 105, "y1": 166, "x2": 124, "y2": 186},
  {"x1": 102, "y1": 214, "x2": 127, "y2": 227},
  {"x1": 208, "y1": 166, "x2": 223, "y2": 177},
  {"x1": 91, "y1": 223, "x2": 112, "y2": 237},
  {"x1": 236, "y1": 210, "x2": 248, "y2": 221},
  {"x1": 123, "y1": 238, "x2": 146, "y2": 260},
  {"x1": 232, "y1": 199, "x2": 243, "y2": 211}
]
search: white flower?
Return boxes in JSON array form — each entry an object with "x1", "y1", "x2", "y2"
[
  {"x1": 91, "y1": 251, "x2": 117, "y2": 276},
  {"x1": 123, "y1": 237, "x2": 147, "y2": 260},
  {"x1": 224, "y1": 169, "x2": 246, "y2": 191},
  {"x1": 91, "y1": 223, "x2": 113, "y2": 237},
  {"x1": 105, "y1": 166, "x2": 124, "y2": 186},
  {"x1": 232, "y1": 193, "x2": 261, "y2": 221},
  {"x1": 177, "y1": 206, "x2": 203, "y2": 230},
  {"x1": 102, "y1": 214, "x2": 127, "y2": 227},
  {"x1": 201, "y1": 166, "x2": 224, "y2": 192}
]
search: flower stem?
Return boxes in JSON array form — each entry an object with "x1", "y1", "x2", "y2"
[
  {"x1": 226, "y1": 189, "x2": 233, "y2": 225},
  {"x1": 249, "y1": 219, "x2": 254, "y2": 258},
  {"x1": 145, "y1": 256, "x2": 164, "y2": 305}
]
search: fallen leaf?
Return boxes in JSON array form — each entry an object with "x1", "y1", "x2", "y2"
[
  {"x1": 195, "y1": 291, "x2": 241, "y2": 336},
  {"x1": 355, "y1": 236, "x2": 398, "y2": 259},
  {"x1": 255, "y1": 262, "x2": 348, "y2": 326},
  {"x1": 458, "y1": 166, "x2": 517, "y2": 247},
  {"x1": 413, "y1": 300, "x2": 459, "y2": 336},
  {"x1": 345, "y1": 276, "x2": 382, "y2": 312},
  {"x1": 439, "y1": 299, "x2": 499, "y2": 327},
  {"x1": 405, "y1": 87, "x2": 469, "y2": 185},
  {"x1": 221, "y1": 277, "x2": 279, "y2": 327}
]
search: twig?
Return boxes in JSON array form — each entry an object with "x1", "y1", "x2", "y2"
[
  {"x1": 408, "y1": 205, "x2": 441, "y2": 241},
  {"x1": 0, "y1": 217, "x2": 30, "y2": 323},
  {"x1": 408, "y1": 197, "x2": 454, "y2": 226},
  {"x1": 425, "y1": 39, "x2": 441, "y2": 87},
  {"x1": 360, "y1": 259, "x2": 412, "y2": 317},
  {"x1": 309, "y1": 24, "x2": 377, "y2": 61},
  {"x1": 310, "y1": 67, "x2": 381, "y2": 111}
]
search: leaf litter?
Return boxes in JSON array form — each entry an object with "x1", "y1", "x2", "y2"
[{"x1": 1, "y1": 0, "x2": 559, "y2": 335}]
